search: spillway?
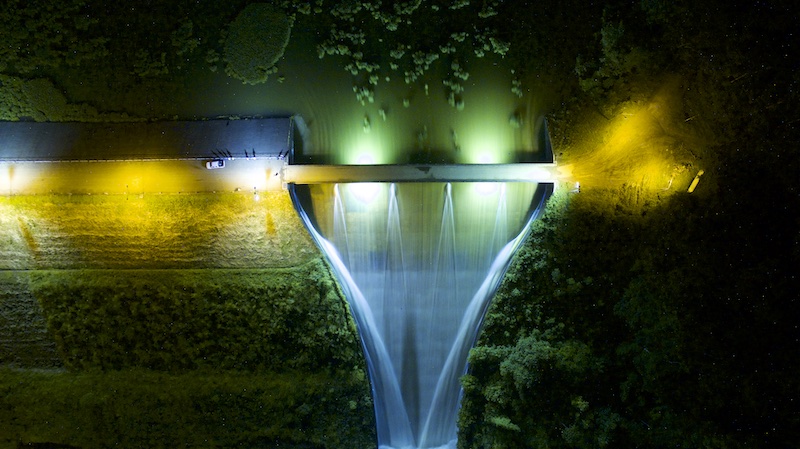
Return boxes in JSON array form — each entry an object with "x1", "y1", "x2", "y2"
[{"x1": 290, "y1": 180, "x2": 552, "y2": 449}]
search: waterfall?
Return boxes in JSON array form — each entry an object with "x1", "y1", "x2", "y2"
[{"x1": 290, "y1": 181, "x2": 552, "y2": 449}]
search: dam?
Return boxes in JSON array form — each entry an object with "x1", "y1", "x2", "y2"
[
  {"x1": 286, "y1": 119, "x2": 555, "y2": 448},
  {"x1": 1, "y1": 116, "x2": 557, "y2": 448}
]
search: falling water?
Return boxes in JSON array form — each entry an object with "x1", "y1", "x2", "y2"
[{"x1": 290, "y1": 181, "x2": 552, "y2": 449}]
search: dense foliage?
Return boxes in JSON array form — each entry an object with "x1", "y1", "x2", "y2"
[
  {"x1": 32, "y1": 260, "x2": 360, "y2": 373},
  {"x1": 0, "y1": 272, "x2": 61, "y2": 368},
  {"x1": 0, "y1": 368, "x2": 374, "y2": 449},
  {"x1": 0, "y1": 0, "x2": 301, "y2": 119},
  {"x1": 459, "y1": 0, "x2": 799, "y2": 447},
  {"x1": 0, "y1": 75, "x2": 137, "y2": 122},
  {"x1": 224, "y1": 3, "x2": 294, "y2": 84},
  {"x1": 460, "y1": 174, "x2": 799, "y2": 448},
  {"x1": 0, "y1": 0, "x2": 107, "y2": 74},
  {"x1": 3, "y1": 259, "x2": 378, "y2": 447}
]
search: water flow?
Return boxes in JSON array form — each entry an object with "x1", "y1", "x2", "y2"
[{"x1": 290, "y1": 182, "x2": 551, "y2": 449}]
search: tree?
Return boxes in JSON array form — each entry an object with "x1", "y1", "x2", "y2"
[{"x1": 224, "y1": 3, "x2": 294, "y2": 85}]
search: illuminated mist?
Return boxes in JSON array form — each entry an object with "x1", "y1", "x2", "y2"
[{"x1": 291, "y1": 181, "x2": 552, "y2": 448}]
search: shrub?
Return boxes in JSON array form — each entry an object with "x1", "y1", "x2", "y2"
[
  {"x1": 223, "y1": 3, "x2": 294, "y2": 85},
  {"x1": 31, "y1": 260, "x2": 362, "y2": 373},
  {"x1": 0, "y1": 368, "x2": 375, "y2": 449}
]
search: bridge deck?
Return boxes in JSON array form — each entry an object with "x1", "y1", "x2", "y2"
[{"x1": 282, "y1": 163, "x2": 559, "y2": 184}]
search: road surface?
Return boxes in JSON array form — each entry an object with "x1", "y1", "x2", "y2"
[
  {"x1": 1, "y1": 158, "x2": 288, "y2": 195},
  {"x1": 0, "y1": 118, "x2": 295, "y2": 194}
]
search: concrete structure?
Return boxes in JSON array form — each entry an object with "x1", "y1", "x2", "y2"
[
  {"x1": 0, "y1": 117, "x2": 298, "y2": 195},
  {"x1": 283, "y1": 118, "x2": 558, "y2": 185},
  {"x1": 1, "y1": 116, "x2": 561, "y2": 195},
  {"x1": 0, "y1": 117, "x2": 295, "y2": 162},
  {"x1": 283, "y1": 163, "x2": 559, "y2": 184}
]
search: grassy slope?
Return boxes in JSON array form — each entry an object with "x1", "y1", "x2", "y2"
[
  {"x1": 30, "y1": 261, "x2": 361, "y2": 373},
  {"x1": 0, "y1": 367, "x2": 375, "y2": 449},
  {"x1": 0, "y1": 271, "x2": 61, "y2": 368},
  {"x1": 0, "y1": 191, "x2": 315, "y2": 270},
  {"x1": 0, "y1": 191, "x2": 377, "y2": 448}
]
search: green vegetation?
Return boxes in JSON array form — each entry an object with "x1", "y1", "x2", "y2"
[
  {"x1": 0, "y1": 262, "x2": 377, "y2": 448},
  {"x1": 0, "y1": 368, "x2": 374, "y2": 449},
  {"x1": 457, "y1": 0, "x2": 799, "y2": 446},
  {"x1": 0, "y1": 0, "x2": 613, "y2": 118},
  {"x1": 0, "y1": 75, "x2": 139, "y2": 122},
  {"x1": 0, "y1": 192, "x2": 376, "y2": 447},
  {"x1": 0, "y1": 272, "x2": 61, "y2": 369},
  {"x1": 1, "y1": 0, "x2": 797, "y2": 447},
  {"x1": 0, "y1": 0, "x2": 108, "y2": 75},
  {"x1": 460, "y1": 176, "x2": 798, "y2": 448},
  {"x1": 0, "y1": 1, "x2": 299, "y2": 119},
  {"x1": 224, "y1": 3, "x2": 294, "y2": 85},
  {"x1": 32, "y1": 261, "x2": 359, "y2": 373},
  {"x1": 419, "y1": 0, "x2": 800, "y2": 446}
]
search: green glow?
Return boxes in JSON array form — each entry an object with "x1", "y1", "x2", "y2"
[
  {"x1": 342, "y1": 132, "x2": 393, "y2": 165},
  {"x1": 457, "y1": 124, "x2": 507, "y2": 164},
  {"x1": 316, "y1": 59, "x2": 543, "y2": 166}
]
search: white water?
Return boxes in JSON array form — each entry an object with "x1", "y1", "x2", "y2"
[{"x1": 290, "y1": 181, "x2": 551, "y2": 449}]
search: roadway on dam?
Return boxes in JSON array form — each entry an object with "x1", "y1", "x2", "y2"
[
  {"x1": 1, "y1": 158, "x2": 288, "y2": 195},
  {"x1": 1, "y1": 118, "x2": 560, "y2": 195},
  {"x1": 0, "y1": 118, "x2": 292, "y2": 195},
  {"x1": 2, "y1": 159, "x2": 562, "y2": 196}
]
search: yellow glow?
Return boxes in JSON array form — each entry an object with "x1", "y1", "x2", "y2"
[
  {"x1": 687, "y1": 169, "x2": 704, "y2": 193},
  {"x1": 0, "y1": 191, "x2": 313, "y2": 269},
  {"x1": 565, "y1": 88, "x2": 681, "y2": 192},
  {"x1": 559, "y1": 78, "x2": 714, "y2": 200},
  {"x1": 525, "y1": 166, "x2": 557, "y2": 183},
  {"x1": 108, "y1": 162, "x2": 195, "y2": 193},
  {"x1": 0, "y1": 160, "x2": 292, "y2": 195},
  {"x1": 0, "y1": 161, "x2": 199, "y2": 194},
  {"x1": 1, "y1": 163, "x2": 35, "y2": 195},
  {"x1": 240, "y1": 168, "x2": 268, "y2": 191}
]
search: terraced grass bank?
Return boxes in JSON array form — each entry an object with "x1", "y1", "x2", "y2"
[
  {"x1": 0, "y1": 192, "x2": 316, "y2": 270},
  {"x1": 0, "y1": 192, "x2": 376, "y2": 448},
  {"x1": 0, "y1": 368, "x2": 374, "y2": 449}
]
